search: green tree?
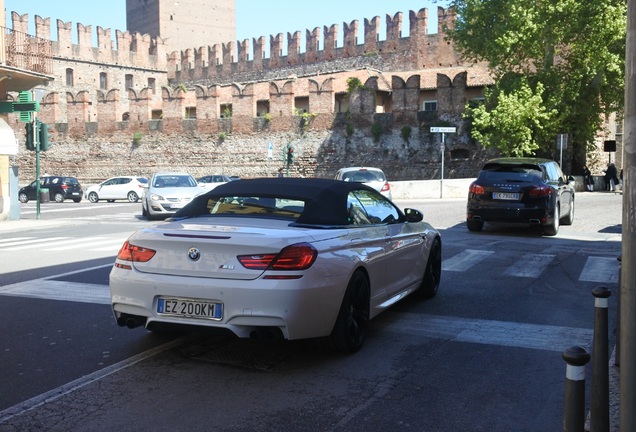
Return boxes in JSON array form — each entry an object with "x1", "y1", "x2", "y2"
[
  {"x1": 446, "y1": 0, "x2": 626, "y2": 170},
  {"x1": 466, "y1": 79, "x2": 557, "y2": 156}
]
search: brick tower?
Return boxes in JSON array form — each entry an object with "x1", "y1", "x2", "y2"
[{"x1": 126, "y1": 0, "x2": 236, "y2": 54}]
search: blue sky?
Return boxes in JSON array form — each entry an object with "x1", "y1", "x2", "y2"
[{"x1": 5, "y1": 1, "x2": 447, "y2": 46}]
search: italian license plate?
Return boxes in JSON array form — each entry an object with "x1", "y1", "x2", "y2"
[
  {"x1": 493, "y1": 192, "x2": 519, "y2": 200},
  {"x1": 157, "y1": 297, "x2": 223, "y2": 320},
  {"x1": 170, "y1": 203, "x2": 185, "y2": 209}
]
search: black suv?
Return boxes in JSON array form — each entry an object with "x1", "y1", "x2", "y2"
[
  {"x1": 466, "y1": 158, "x2": 575, "y2": 236},
  {"x1": 19, "y1": 176, "x2": 84, "y2": 203}
]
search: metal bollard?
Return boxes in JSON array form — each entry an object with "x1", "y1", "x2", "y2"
[
  {"x1": 563, "y1": 346, "x2": 591, "y2": 432},
  {"x1": 615, "y1": 255, "x2": 621, "y2": 367},
  {"x1": 590, "y1": 286, "x2": 611, "y2": 432}
]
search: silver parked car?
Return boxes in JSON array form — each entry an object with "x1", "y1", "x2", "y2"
[
  {"x1": 334, "y1": 167, "x2": 393, "y2": 200},
  {"x1": 141, "y1": 172, "x2": 204, "y2": 220},
  {"x1": 197, "y1": 174, "x2": 232, "y2": 190},
  {"x1": 111, "y1": 178, "x2": 441, "y2": 352},
  {"x1": 85, "y1": 176, "x2": 148, "y2": 203}
]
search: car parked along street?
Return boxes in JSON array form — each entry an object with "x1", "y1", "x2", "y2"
[
  {"x1": 18, "y1": 176, "x2": 83, "y2": 203},
  {"x1": 466, "y1": 157, "x2": 575, "y2": 236},
  {"x1": 85, "y1": 176, "x2": 148, "y2": 203},
  {"x1": 141, "y1": 172, "x2": 204, "y2": 220}
]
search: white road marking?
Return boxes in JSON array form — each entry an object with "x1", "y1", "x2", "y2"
[
  {"x1": 503, "y1": 253, "x2": 555, "y2": 278},
  {"x1": 0, "y1": 280, "x2": 110, "y2": 304},
  {"x1": 579, "y1": 256, "x2": 620, "y2": 283},
  {"x1": 382, "y1": 312, "x2": 592, "y2": 352},
  {"x1": 0, "y1": 237, "x2": 69, "y2": 249},
  {"x1": 442, "y1": 249, "x2": 494, "y2": 272}
]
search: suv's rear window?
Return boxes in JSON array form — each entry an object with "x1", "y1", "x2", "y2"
[
  {"x1": 342, "y1": 170, "x2": 385, "y2": 182},
  {"x1": 478, "y1": 164, "x2": 543, "y2": 182}
]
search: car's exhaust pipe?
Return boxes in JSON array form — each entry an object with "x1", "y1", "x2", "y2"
[
  {"x1": 529, "y1": 219, "x2": 541, "y2": 225},
  {"x1": 117, "y1": 314, "x2": 146, "y2": 329},
  {"x1": 249, "y1": 327, "x2": 284, "y2": 340}
]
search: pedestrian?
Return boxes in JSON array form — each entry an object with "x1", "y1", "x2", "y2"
[
  {"x1": 583, "y1": 165, "x2": 594, "y2": 191},
  {"x1": 277, "y1": 167, "x2": 284, "y2": 178},
  {"x1": 603, "y1": 163, "x2": 618, "y2": 192}
]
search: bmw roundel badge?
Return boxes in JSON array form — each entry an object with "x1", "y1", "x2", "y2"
[{"x1": 188, "y1": 247, "x2": 201, "y2": 261}]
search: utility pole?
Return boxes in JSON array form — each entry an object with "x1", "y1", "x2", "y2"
[{"x1": 620, "y1": 0, "x2": 636, "y2": 430}]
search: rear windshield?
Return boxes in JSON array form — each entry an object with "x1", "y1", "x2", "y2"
[
  {"x1": 341, "y1": 170, "x2": 385, "y2": 182},
  {"x1": 153, "y1": 175, "x2": 197, "y2": 187},
  {"x1": 201, "y1": 196, "x2": 305, "y2": 220},
  {"x1": 478, "y1": 164, "x2": 544, "y2": 182}
]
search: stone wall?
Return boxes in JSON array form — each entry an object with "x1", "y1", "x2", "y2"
[{"x1": 13, "y1": 125, "x2": 497, "y2": 186}]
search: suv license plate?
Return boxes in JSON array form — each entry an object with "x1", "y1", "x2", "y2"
[
  {"x1": 493, "y1": 192, "x2": 519, "y2": 200},
  {"x1": 157, "y1": 297, "x2": 223, "y2": 320}
]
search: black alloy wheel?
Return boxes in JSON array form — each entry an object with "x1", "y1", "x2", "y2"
[
  {"x1": 328, "y1": 270, "x2": 370, "y2": 353},
  {"x1": 544, "y1": 205, "x2": 560, "y2": 236},
  {"x1": 417, "y1": 238, "x2": 442, "y2": 299}
]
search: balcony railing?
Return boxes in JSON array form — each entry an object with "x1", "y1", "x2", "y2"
[{"x1": 0, "y1": 26, "x2": 53, "y2": 75}]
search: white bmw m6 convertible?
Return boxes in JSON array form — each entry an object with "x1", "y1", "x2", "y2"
[{"x1": 110, "y1": 177, "x2": 441, "y2": 352}]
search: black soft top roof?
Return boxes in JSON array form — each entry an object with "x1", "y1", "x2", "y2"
[{"x1": 174, "y1": 177, "x2": 384, "y2": 226}]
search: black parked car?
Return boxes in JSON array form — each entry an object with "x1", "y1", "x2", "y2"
[
  {"x1": 466, "y1": 157, "x2": 575, "y2": 236},
  {"x1": 19, "y1": 176, "x2": 83, "y2": 203}
]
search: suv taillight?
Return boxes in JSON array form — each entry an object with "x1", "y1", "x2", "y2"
[
  {"x1": 381, "y1": 182, "x2": 391, "y2": 193},
  {"x1": 469, "y1": 183, "x2": 485, "y2": 195},
  {"x1": 528, "y1": 186, "x2": 553, "y2": 197}
]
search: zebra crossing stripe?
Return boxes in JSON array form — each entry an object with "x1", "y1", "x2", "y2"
[
  {"x1": 442, "y1": 249, "x2": 494, "y2": 272},
  {"x1": 382, "y1": 312, "x2": 592, "y2": 352},
  {"x1": 579, "y1": 256, "x2": 620, "y2": 283},
  {"x1": 503, "y1": 253, "x2": 556, "y2": 278},
  {"x1": 0, "y1": 279, "x2": 110, "y2": 304},
  {"x1": 0, "y1": 237, "x2": 70, "y2": 250}
]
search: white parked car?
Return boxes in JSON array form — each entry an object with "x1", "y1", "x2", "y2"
[
  {"x1": 141, "y1": 172, "x2": 204, "y2": 220},
  {"x1": 110, "y1": 178, "x2": 441, "y2": 352},
  {"x1": 334, "y1": 167, "x2": 393, "y2": 200},
  {"x1": 197, "y1": 174, "x2": 232, "y2": 190},
  {"x1": 85, "y1": 176, "x2": 148, "y2": 203}
]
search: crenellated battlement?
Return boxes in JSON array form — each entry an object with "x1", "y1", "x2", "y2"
[
  {"x1": 168, "y1": 7, "x2": 459, "y2": 85},
  {"x1": 9, "y1": 11, "x2": 167, "y2": 71}
]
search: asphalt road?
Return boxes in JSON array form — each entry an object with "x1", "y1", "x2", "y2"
[{"x1": 0, "y1": 191, "x2": 623, "y2": 431}]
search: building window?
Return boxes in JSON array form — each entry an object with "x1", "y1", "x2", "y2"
[
  {"x1": 422, "y1": 100, "x2": 437, "y2": 112},
  {"x1": 185, "y1": 107, "x2": 197, "y2": 119},
  {"x1": 122, "y1": 112, "x2": 130, "y2": 121},
  {"x1": 151, "y1": 110, "x2": 163, "y2": 119},
  {"x1": 148, "y1": 78, "x2": 156, "y2": 92},
  {"x1": 99, "y1": 73, "x2": 108, "y2": 90},
  {"x1": 294, "y1": 97, "x2": 309, "y2": 115},
  {"x1": 220, "y1": 104, "x2": 232, "y2": 118},
  {"x1": 66, "y1": 68, "x2": 74, "y2": 86},
  {"x1": 125, "y1": 74, "x2": 133, "y2": 90}
]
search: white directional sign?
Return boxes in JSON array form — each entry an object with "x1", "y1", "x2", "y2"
[{"x1": 430, "y1": 127, "x2": 456, "y2": 133}]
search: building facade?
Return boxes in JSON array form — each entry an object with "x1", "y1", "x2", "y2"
[{"x1": 3, "y1": 4, "x2": 617, "y2": 188}]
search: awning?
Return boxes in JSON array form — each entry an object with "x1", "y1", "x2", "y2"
[{"x1": 0, "y1": 118, "x2": 18, "y2": 156}]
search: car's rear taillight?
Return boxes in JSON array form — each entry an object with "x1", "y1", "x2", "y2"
[
  {"x1": 469, "y1": 183, "x2": 485, "y2": 195},
  {"x1": 237, "y1": 242, "x2": 318, "y2": 271},
  {"x1": 381, "y1": 182, "x2": 391, "y2": 193},
  {"x1": 528, "y1": 186, "x2": 553, "y2": 197},
  {"x1": 116, "y1": 240, "x2": 156, "y2": 263},
  {"x1": 61, "y1": 184, "x2": 69, "y2": 190}
]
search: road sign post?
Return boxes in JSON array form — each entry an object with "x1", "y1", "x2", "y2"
[{"x1": 430, "y1": 127, "x2": 456, "y2": 198}]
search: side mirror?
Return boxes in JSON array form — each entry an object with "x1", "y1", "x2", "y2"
[{"x1": 404, "y1": 208, "x2": 424, "y2": 222}]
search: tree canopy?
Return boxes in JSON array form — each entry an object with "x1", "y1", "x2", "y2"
[{"x1": 445, "y1": 0, "x2": 626, "y2": 171}]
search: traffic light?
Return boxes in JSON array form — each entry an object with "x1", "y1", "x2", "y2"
[
  {"x1": 25, "y1": 123, "x2": 35, "y2": 151},
  {"x1": 39, "y1": 123, "x2": 50, "y2": 151},
  {"x1": 286, "y1": 146, "x2": 294, "y2": 165}
]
